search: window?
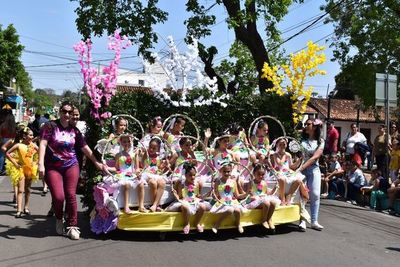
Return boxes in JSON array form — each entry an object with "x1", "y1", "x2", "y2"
[{"x1": 138, "y1": 80, "x2": 145, "y2": 86}]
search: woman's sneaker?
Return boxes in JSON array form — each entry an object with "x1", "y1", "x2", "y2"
[
  {"x1": 311, "y1": 222, "x2": 324, "y2": 231},
  {"x1": 66, "y1": 226, "x2": 80, "y2": 240},
  {"x1": 56, "y1": 219, "x2": 64, "y2": 235}
]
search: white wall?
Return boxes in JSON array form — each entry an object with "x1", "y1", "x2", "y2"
[
  {"x1": 117, "y1": 62, "x2": 170, "y2": 88},
  {"x1": 303, "y1": 113, "x2": 382, "y2": 145}
]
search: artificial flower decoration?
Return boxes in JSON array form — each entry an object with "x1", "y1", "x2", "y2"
[
  {"x1": 74, "y1": 30, "x2": 131, "y2": 121},
  {"x1": 224, "y1": 184, "x2": 232, "y2": 194},
  {"x1": 125, "y1": 156, "x2": 132, "y2": 166},
  {"x1": 288, "y1": 140, "x2": 300, "y2": 153},
  {"x1": 262, "y1": 41, "x2": 326, "y2": 125},
  {"x1": 187, "y1": 184, "x2": 194, "y2": 193},
  {"x1": 257, "y1": 183, "x2": 263, "y2": 193},
  {"x1": 143, "y1": 36, "x2": 228, "y2": 108}
]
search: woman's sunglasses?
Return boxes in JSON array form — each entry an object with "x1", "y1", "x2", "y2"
[{"x1": 61, "y1": 109, "x2": 73, "y2": 115}]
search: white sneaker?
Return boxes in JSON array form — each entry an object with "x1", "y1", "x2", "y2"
[
  {"x1": 56, "y1": 219, "x2": 64, "y2": 235},
  {"x1": 311, "y1": 222, "x2": 324, "y2": 231},
  {"x1": 298, "y1": 220, "x2": 307, "y2": 232},
  {"x1": 66, "y1": 226, "x2": 80, "y2": 240}
]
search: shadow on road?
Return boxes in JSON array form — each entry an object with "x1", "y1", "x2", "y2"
[
  {"x1": 90, "y1": 223, "x2": 304, "y2": 242},
  {"x1": 386, "y1": 247, "x2": 400, "y2": 253},
  {"x1": 0, "y1": 211, "x2": 91, "y2": 240}
]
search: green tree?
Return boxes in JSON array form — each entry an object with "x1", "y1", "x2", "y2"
[
  {"x1": 72, "y1": 0, "x2": 303, "y2": 93},
  {"x1": 0, "y1": 24, "x2": 33, "y2": 97},
  {"x1": 31, "y1": 88, "x2": 59, "y2": 113},
  {"x1": 324, "y1": 0, "x2": 400, "y2": 105}
]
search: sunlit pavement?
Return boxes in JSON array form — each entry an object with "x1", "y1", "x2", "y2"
[{"x1": 0, "y1": 176, "x2": 399, "y2": 267}]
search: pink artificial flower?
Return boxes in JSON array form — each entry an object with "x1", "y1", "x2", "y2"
[{"x1": 98, "y1": 207, "x2": 110, "y2": 219}]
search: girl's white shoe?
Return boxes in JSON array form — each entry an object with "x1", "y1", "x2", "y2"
[{"x1": 298, "y1": 220, "x2": 307, "y2": 232}]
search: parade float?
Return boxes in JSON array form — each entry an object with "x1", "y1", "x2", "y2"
[{"x1": 74, "y1": 31, "x2": 326, "y2": 235}]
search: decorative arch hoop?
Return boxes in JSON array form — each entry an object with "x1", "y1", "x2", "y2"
[
  {"x1": 162, "y1": 113, "x2": 200, "y2": 148},
  {"x1": 248, "y1": 115, "x2": 286, "y2": 153},
  {"x1": 269, "y1": 135, "x2": 304, "y2": 176},
  {"x1": 110, "y1": 114, "x2": 145, "y2": 138}
]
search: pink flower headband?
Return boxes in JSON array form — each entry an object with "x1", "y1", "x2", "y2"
[{"x1": 313, "y1": 119, "x2": 323, "y2": 126}]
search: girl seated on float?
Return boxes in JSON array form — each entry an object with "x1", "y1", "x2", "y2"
[
  {"x1": 166, "y1": 162, "x2": 211, "y2": 234},
  {"x1": 109, "y1": 117, "x2": 128, "y2": 140},
  {"x1": 207, "y1": 131, "x2": 244, "y2": 192},
  {"x1": 96, "y1": 116, "x2": 129, "y2": 167},
  {"x1": 245, "y1": 163, "x2": 280, "y2": 231},
  {"x1": 142, "y1": 116, "x2": 166, "y2": 145},
  {"x1": 270, "y1": 138, "x2": 307, "y2": 205},
  {"x1": 112, "y1": 134, "x2": 146, "y2": 213},
  {"x1": 207, "y1": 130, "x2": 240, "y2": 171},
  {"x1": 226, "y1": 123, "x2": 256, "y2": 165},
  {"x1": 210, "y1": 162, "x2": 248, "y2": 234},
  {"x1": 164, "y1": 116, "x2": 186, "y2": 152},
  {"x1": 137, "y1": 137, "x2": 169, "y2": 212},
  {"x1": 250, "y1": 119, "x2": 270, "y2": 164},
  {"x1": 169, "y1": 137, "x2": 196, "y2": 177}
]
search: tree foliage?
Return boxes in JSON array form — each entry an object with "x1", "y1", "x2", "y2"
[
  {"x1": 71, "y1": 0, "x2": 168, "y2": 60},
  {"x1": 31, "y1": 88, "x2": 59, "y2": 113},
  {"x1": 0, "y1": 24, "x2": 33, "y2": 97},
  {"x1": 324, "y1": 0, "x2": 400, "y2": 105},
  {"x1": 72, "y1": 0, "x2": 303, "y2": 93}
]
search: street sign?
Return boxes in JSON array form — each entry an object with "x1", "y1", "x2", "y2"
[{"x1": 375, "y1": 73, "x2": 397, "y2": 107}]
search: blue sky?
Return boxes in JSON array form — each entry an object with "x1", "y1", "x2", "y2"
[{"x1": 0, "y1": 0, "x2": 340, "y2": 96}]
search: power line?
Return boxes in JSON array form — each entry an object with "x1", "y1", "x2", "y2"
[
  {"x1": 268, "y1": 0, "x2": 351, "y2": 52},
  {"x1": 20, "y1": 34, "x2": 72, "y2": 50},
  {"x1": 24, "y1": 55, "x2": 139, "y2": 68},
  {"x1": 291, "y1": 32, "x2": 335, "y2": 54}
]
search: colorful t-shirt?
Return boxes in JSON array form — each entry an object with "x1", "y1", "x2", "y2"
[{"x1": 40, "y1": 120, "x2": 86, "y2": 168}]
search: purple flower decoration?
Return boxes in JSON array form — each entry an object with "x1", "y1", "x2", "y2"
[
  {"x1": 102, "y1": 214, "x2": 118, "y2": 234},
  {"x1": 90, "y1": 214, "x2": 105, "y2": 235},
  {"x1": 98, "y1": 207, "x2": 110, "y2": 220}
]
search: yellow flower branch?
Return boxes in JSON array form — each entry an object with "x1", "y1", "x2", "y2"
[{"x1": 261, "y1": 41, "x2": 326, "y2": 125}]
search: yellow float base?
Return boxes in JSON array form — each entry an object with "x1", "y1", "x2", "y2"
[{"x1": 117, "y1": 204, "x2": 300, "y2": 232}]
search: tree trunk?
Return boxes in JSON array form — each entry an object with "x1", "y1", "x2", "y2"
[{"x1": 222, "y1": 0, "x2": 273, "y2": 93}]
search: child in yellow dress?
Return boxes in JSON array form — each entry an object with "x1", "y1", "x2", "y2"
[{"x1": 5, "y1": 128, "x2": 38, "y2": 218}]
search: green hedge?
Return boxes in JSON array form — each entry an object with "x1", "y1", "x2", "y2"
[{"x1": 81, "y1": 90, "x2": 294, "y2": 210}]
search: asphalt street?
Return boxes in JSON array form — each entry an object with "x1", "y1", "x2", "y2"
[{"x1": 0, "y1": 175, "x2": 399, "y2": 267}]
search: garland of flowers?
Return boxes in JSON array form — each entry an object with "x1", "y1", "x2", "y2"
[
  {"x1": 74, "y1": 30, "x2": 131, "y2": 120},
  {"x1": 261, "y1": 41, "x2": 326, "y2": 125},
  {"x1": 143, "y1": 36, "x2": 228, "y2": 107}
]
